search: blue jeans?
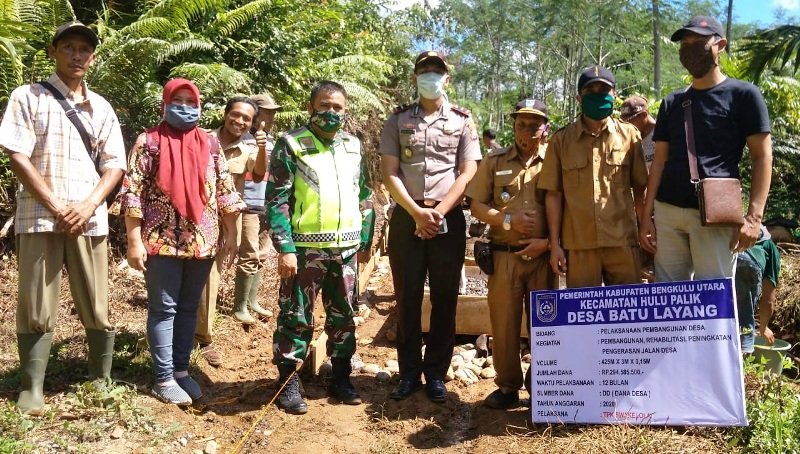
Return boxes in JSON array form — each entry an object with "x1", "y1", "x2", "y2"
[
  {"x1": 144, "y1": 255, "x2": 214, "y2": 382},
  {"x1": 735, "y1": 252, "x2": 762, "y2": 353}
]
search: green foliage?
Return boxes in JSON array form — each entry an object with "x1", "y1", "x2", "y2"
[
  {"x1": 0, "y1": 402, "x2": 37, "y2": 453},
  {"x1": 729, "y1": 360, "x2": 800, "y2": 453},
  {"x1": 739, "y1": 25, "x2": 800, "y2": 83}
]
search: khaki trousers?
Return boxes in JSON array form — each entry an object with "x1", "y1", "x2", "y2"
[
  {"x1": 16, "y1": 233, "x2": 111, "y2": 334},
  {"x1": 487, "y1": 250, "x2": 552, "y2": 393},
  {"x1": 195, "y1": 251, "x2": 226, "y2": 345},
  {"x1": 236, "y1": 212, "x2": 273, "y2": 274},
  {"x1": 566, "y1": 246, "x2": 642, "y2": 288}
]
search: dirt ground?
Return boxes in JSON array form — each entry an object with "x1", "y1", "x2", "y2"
[{"x1": 0, "y1": 241, "x2": 740, "y2": 454}]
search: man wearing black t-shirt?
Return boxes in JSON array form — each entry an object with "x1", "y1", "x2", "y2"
[{"x1": 638, "y1": 15, "x2": 772, "y2": 282}]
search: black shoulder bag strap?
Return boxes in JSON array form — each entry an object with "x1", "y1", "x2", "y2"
[
  {"x1": 681, "y1": 86, "x2": 700, "y2": 185},
  {"x1": 38, "y1": 81, "x2": 100, "y2": 174}
]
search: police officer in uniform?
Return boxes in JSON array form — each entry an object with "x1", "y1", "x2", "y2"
[
  {"x1": 379, "y1": 51, "x2": 481, "y2": 403},
  {"x1": 465, "y1": 99, "x2": 554, "y2": 409},
  {"x1": 266, "y1": 80, "x2": 374, "y2": 415},
  {"x1": 538, "y1": 65, "x2": 648, "y2": 288}
]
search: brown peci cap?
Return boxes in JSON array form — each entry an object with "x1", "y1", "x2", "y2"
[
  {"x1": 511, "y1": 99, "x2": 549, "y2": 121},
  {"x1": 414, "y1": 50, "x2": 448, "y2": 73},
  {"x1": 52, "y1": 20, "x2": 99, "y2": 49},
  {"x1": 620, "y1": 96, "x2": 648, "y2": 122},
  {"x1": 251, "y1": 94, "x2": 282, "y2": 111}
]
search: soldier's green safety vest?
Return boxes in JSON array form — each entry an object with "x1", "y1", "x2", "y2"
[{"x1": 284, "y1": 127, "x2": 362, "y2": 248}]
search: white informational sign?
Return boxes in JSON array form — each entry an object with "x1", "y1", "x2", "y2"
[{"x1": 530, "y1": 278, "x2": 747, "y2": 426}]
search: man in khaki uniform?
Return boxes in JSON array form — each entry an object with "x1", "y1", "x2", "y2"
[
  {"x1": 196, "y1": 96, "x2": 267, "y2": 366},
  {"x1": 466, "y1": 99, "x2": 554, "y2": 409},
  {"x1": 380, "y1": 50, "x2": 481, "y2": 403},
  {"x1": 538, "y1": 65, "x2": 647, "y2": 288}
]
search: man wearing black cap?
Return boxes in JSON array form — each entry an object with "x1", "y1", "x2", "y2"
[
  {"x1": 465, "y1": 99, "x2": 554, "y2": 409},
  {"x1": 0, "y1": 21, "x2": 125, "y2": 414},
  {"x1": 538, "y1": 65, "x2": 648, "y2": 288},
  {"x1": 379, "y1": 50, "x2": 481, "y2": 403},
  {"x1": 638, "y1": 15, "x2": 772, "y2": 283}
]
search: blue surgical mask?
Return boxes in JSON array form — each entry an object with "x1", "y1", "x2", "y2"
[
  {"x1": 580, "y1": 92, "x2": 614, "y2": 121},
  {"x1": 310, "y1": 110, "x2": 346, "y2": 133},
  {"x1": 164, "y1": 104, "x2": 200, "y2": 130},
  {"x1": 416, "y1": 72, "x2": 448, "y2": 100}
]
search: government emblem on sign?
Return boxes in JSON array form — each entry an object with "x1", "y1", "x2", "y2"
[{"x1": 536, "y1": 293, "x2": 557, "y2": 323}]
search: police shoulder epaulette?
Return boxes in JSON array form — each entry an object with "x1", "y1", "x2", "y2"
[
  {"x1": 449, "y1": 105, "x2": 471, "y2": 117},
  {"x1": 393, "y1": 104, "x2": 412, "y2": 114},
  {"x1": 486, "y1": 146, "x2": 510, "y2": 157}
]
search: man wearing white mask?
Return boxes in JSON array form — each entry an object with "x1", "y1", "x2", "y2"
[{"x1": 379, "y1": 50, "x2": 481, "y2": 403}]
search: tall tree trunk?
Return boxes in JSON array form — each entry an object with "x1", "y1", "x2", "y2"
[
  {"x1": 653, "y1": 0, "x2": 661, "y2": 99},
  {"x1": 726, "y1": 0, "x2": 733, "y2": 51}
]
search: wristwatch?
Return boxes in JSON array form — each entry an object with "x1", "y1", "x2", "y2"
[{"x1": 502, "y1": 213, "x2": 512, "y2": 231}]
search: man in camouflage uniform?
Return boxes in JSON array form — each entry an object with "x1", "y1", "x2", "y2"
[{"x1": 266, "y1": 80, "x2": 374, "y2": 415}]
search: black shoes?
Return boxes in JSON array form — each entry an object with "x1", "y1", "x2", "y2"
[
  {"x1": 389, "y1": 379, "x2": 423, "y2": 400},
  {"x1": 484, "y1": 388, "x2": 520, "y2": 409},
  {"x1": 425, "y1": 380, "x2": 447, "y2": 403},
  {"x1": 277, "y1": 365, "x2": 308, "y2": 415},
  {"x1": 328, "y1": 357, "x2": 362, "y2": 405}
]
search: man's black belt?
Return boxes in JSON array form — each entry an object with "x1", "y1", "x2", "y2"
[{"x1": 490, "y1": 242, "x2": 525, "y2": 253}]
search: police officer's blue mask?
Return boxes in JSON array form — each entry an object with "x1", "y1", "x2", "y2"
[
  {"x1": 416, "y1": 72, "x2": 448, "y2": 100},
  {"x1": 580, "y1": 92, "x2": 614, "y2": 121},
  {"x1": 310, "y1": 110, "x2": 346, "y2": 133},
  {"x1": 163, "y1": 104, "x2": 200, "y2": 130}
]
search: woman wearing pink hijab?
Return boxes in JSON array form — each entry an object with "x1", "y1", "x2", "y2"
[{"x1": 112, "y1": 79, "x2": 245, "y2": 405}]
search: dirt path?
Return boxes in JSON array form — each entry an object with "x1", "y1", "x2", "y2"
[{"x1": 0, "y1": 253, "x2": 728, "y2": 453}]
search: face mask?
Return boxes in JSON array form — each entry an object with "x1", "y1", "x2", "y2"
[
  {"x1": 310, "y1": 110, "x2": 346, "y2": 133},
  {"x1": 679, "y1": 41, "x2": 717, "y2": 78},
  {"x1": 163, "y1": 104, "x2": 200, "y2": 130},
  {"x1": 416, "y1": 72, "x2": 447, "y2": 99},
  {"x1": 581, "y1": 92, "x2": 614, "y2": 121}
]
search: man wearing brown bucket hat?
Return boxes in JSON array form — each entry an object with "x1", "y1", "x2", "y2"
[
  {"x1": 620, "y1": 96, "x2": 656, "y2": 171},
  {"x1": 538, "y1": 64, "x2": 648, "y2": 288},
  {"x1": 380, "y1": 50, "x2": 481, "y2": 403},
  {"x1": 465, "y1": 99, "x2": 554, "y2": 409},
  {"x1": 0, "y1": 20, "x2": 126, "y2": 414},
  {"x1": 638, "y1": 15, "x2": 772, "y2": 283}
]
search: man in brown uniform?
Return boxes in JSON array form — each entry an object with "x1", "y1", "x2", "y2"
[
  {"x1": 466, "y1": 99, "x2": 554, "y2": 409},
  {"x1": 380, "y1": 50, "x2": 481, "y2": 403},
  {"x1": 538, "y1": 65, "x2": 647, "y2": 287}
]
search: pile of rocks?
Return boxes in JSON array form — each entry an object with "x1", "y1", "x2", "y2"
[{"x1": 352, "y1": 340, "x2": 532, "y2": 387}]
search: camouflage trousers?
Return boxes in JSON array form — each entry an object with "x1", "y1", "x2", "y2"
[{"x1": 273, "y1": 247, "x2": 358, "y2": 366}]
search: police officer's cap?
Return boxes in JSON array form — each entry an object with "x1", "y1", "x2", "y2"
[
  {"x1": 414, "y1": 51, "x2": 448, "y2": 73},
  {"x1": 577, "y1": 64, "x2": 615, "y2": 92},
  {"x1": 511, "y1": 99, "x2": 548, "y2": 122},
  {"x1": 52, "y1": 20, "x2": 99, "y2": 49}
]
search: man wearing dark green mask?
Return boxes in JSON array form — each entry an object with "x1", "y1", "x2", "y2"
[
  {"x1": 538, "y1": 64, "x2": 648, "y2": 288},
  {"x1": 266, "y1": 80, "x2": 375, "y2": 414}
]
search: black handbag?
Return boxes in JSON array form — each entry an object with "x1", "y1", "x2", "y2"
[{"x1": 474, "y1": 241, "x2": 493, "y2": 275}]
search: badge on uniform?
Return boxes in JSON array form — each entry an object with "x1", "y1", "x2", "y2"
[
  {"x1": 299, "y1": 137, "x2": 315, "y2": 149},
  {"x1": 500, "y1": 191, "x2": 511, "y2": 203},
  {"x1": 403, "y1": 148, "x2": 413, "y2": 158},
  {"x1": 442, "y1": 123, "x2": 456, "y2": 135},
  {"x1": 402, "y1": 124, "x2": 416, "y2": 130},
  {"x1": 495, "y1": 170, "x2": 513, "y2": 176}
]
